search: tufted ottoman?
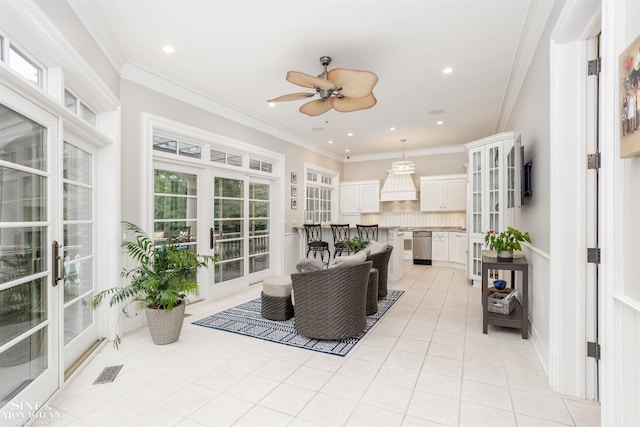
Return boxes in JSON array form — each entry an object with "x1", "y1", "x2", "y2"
[{"x1": 261, "y1": 275, "x2": 294, "y2": 320}]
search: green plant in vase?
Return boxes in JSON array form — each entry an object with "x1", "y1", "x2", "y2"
[
  {"x1": 343, "y1": 235, "x2": 369, "y2": 253},
  {"x1": 484, "y1": 226, "x2": 531, "y2": 261}
]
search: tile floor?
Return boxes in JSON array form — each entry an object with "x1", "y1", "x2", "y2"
[{"x1": 48, "y1": 264, "x2": 601, "y2": 426}]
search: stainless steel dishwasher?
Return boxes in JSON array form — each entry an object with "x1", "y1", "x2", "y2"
[{"x1": 412, "y1": 230, "x2": 432, "y2": 265}]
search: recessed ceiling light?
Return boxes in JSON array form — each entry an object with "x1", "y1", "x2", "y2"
[
  {"x1": 443, "y1": 67, "x2": 453, "y2": 74},
  {"x1": 429, "y1": 109, "x2": 445, "y2": 115},
  {"x1": 162, "y1": 45, "x2": 175, "y2": 54},
  {"x1": 389, "y1": 127, "x2": 396, "y2": 131},
  {"x1": 347, "y1": 132, "x2": 354, "y2": 137},
  {"x1": 328, "y1": 140, "x2": 334, "y2": 144},
  {"x1": 345, "y1": 149, "x2": 351, "y2": 153},
  {"x1": 268, "y1": 102, "x2": 276, "y2": 107},
  {"x1": 437, "y1": 120, "x2": 443, "y2": 125}
]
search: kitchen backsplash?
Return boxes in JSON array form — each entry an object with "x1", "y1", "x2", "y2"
[{"x1": 358, "y1": 211, "x2": 466, "y2": 228}]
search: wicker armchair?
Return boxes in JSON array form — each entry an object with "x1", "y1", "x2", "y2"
[
  {"x1": 291, "y1": 261, "x2": 372, "y2": 340},
  {"x1": 367, "y1": 245, "x2": 393, "y2": 298}
]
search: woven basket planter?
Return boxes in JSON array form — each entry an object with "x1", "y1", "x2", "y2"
[{"x1": 145, "y1": 302, "x2": 186, "y2": 345}]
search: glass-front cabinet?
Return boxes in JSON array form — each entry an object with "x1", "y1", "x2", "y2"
[{"x1": 465, "y1": 132, "x2": 515, "y2": 284}]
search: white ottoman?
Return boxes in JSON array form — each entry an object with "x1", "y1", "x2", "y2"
[{"x1": 261, "y1": 275, "x2": 293, "y2": 320}]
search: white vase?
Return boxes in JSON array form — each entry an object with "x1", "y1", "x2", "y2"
[{"x1": 497, "y1": 250, "x2": 513, "y2": 262}]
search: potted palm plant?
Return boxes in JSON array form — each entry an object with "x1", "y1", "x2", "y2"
[
  {"x1": 92, "y1": 221, "x2": 215, "y2": 347},
  {"x1": 485, "y1": 226, "x2": 531, "y2": 262}
]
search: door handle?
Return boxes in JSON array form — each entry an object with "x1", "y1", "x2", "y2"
[
  {"x1": 210, "y1": 227, "x2": 216, "y2": 250},
  {"x1": 51, "y1": 240, "x2": 63, "y2": 287}
]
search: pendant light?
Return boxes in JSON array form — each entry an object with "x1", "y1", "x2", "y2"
[{"x1": 391, "y1": 139, "x2": 416, "y2": 174}]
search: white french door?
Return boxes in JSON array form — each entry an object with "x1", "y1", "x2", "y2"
[
  {"x1": 0, "y1": 94, "x2": 60, "y2": 415},
  {"x1": 211, "y1": 173, "x2": 272, "y2": 293},
  {"x1": 1, "y1": 91, "x2": 98, "y2": 421}
]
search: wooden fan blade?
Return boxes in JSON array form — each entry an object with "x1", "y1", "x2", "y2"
[
  {"x1": 267, "y1": 93, "x2": 315, "y2": 102},
  {"x1": 299, "y1": 98, "x2": 335, "y2": 116},
  {"x1": 286, "y1": 71, "x2": 336, "y2": 90},
  {"x1": 333, "y1": 93, "x2": 377, "y2": 113},
  {"x1": 327, "y1": 68, "x2": 379, "y2": 98}
]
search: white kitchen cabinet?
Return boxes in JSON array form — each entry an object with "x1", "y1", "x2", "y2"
[
  {"x1": 448, "y1": 232, "x2": 467, "y2": 264},
  {"x1": 432, "y1": 232, "x2": 449, "y2": 261},
  {"x1": 339, "y1": 181, "x2": 380, "y2": 214},
  {"x1": 419, "y1": 175, "x2": 466, "y2": 211},
  {"x1": 465, "y1": 132, "x2": 515, "y2": 283}
]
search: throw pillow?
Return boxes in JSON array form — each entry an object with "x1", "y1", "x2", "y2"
[
  {"x1": 296, "y1": 259, "x2": 325, "y2": 273},
  {"x1": 331, "y1": 249, "x2": 368, "y2": 268},
  {"x1": 367, "y1": 240, "x2": 391, "y2": 255}
]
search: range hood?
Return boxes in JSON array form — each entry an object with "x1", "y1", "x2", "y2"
[{"x1": 379, "y1": 171, "x2": 418, "y2": 201}]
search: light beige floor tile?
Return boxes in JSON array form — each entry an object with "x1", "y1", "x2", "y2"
[
  {"x1": 233, "y1": 404, "x2": 294, "y2": 427},
  {"x1": 121, "y1": 405, "x2": 186, "y2": 426},
  {"x1": 225, "y1": 372, "x2": 280, "y2": 403},
  {"x1": 461, "y1": 379, "x2": 512, "y2": 410},
  {"x1": 414, "y1": 371, "x2": 461, "y2": 399},
  {"x1": 510, "y1": 389, "x2": 574, "y2": 425},
  {"x1": 564, "y1": 398, "x2": 601, "y2": 427},
  {"x1": 350, "y1": 343, "x2": 392, "y2": 363},
  {"x1": 259, "y1": 383, "x2": 317, "y2": 416},
  {"x1": 297, "y1": 392, "x2": 358, "y2": 427},
  {"x1": 428, "y1": 342, "x2": 464, "y2": 361},
  {"x1": 406, "y1": 389, "x2": 459, "y2": 426},
  {"x1": 459, "y1": 400, "x2": 516, "y2": 427},
  {"x1": 374, "y1": 364, "x2": 420, "y2": 389},
  {"x1": 360, "y1": 381, "x2": 413, "y2": 413},
  {"x1": 385, "y1": 348, "x2": 425, "y2": 370},
  {"x1": 463, "y1": 361, "x2": 508, "y2": 386},
  {"x1": 47, "y1": 264, "x2": 600, "y2": 427},
  {"x1": 285, "y1": 366, "x2": 333, "y2": 391},
  {"x1": 320, "y1": 372, "x2": 371, "y2": 401},
  {"x1": 189, "y1": 394, "x2": 253, "y2": 427},
  {"x1": 158, "y1": 383, "x2": 219, "y2": 417},
  {"x1": 422, "y1": 355, "x2": 463, "y2": 378},
  {"x1": 337, "y1": 358, "x2": 382, "y2": 380},
  {"x1": 345, "y1": 403, "x2": 404, "y2": 427}
]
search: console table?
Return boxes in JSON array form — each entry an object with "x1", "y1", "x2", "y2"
[{"x1": 482, "y1": 256, "x2": 529, "y2": 339}]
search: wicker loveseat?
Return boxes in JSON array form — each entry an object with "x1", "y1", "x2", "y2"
[
  {"x1": 291, "y1": 261, "x2": 372, "y2": 340},
  {"x1": 367, "y1": 245, "x2": 393, "y2": 298}
]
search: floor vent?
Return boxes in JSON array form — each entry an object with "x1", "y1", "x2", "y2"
[{"x1": 93, "y1": 365, "x2": 123, "y2": 385}]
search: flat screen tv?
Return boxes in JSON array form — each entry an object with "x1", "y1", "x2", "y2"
[{"x1": 509, "y1": 135, "x2": 532, "y2": 208}]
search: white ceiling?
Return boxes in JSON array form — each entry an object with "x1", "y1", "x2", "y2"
[{"x1": 71, "y1": 0, "x2": 540, "y2": 161}]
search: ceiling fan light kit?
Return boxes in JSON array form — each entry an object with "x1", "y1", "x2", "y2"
[{"x1": 267, "y1": 56, "x2": 378, "y2": 116}]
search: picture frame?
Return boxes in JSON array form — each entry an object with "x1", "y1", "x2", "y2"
[
  {"x1": 291, "y1": 198, "x2": 297, "y2": 209},
  {"x1": 619, "y1": 34, "x2": 640, "y2": 158},
  {"x1": 290, "y1": 172, "x2": 297, "y2": 184},
  {"x1": 291, "y1": 185, "x2": 297, "y2": 197}
]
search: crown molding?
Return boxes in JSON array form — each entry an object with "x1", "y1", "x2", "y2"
[
  {"x1": 121, "y1": 64, "x2": 344, "y2": 162},
  {"x1": 345, "y1": 144, "x2": 465, "y2": 163}
]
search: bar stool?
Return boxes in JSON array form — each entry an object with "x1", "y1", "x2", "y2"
[
  {"x1": 304, "y1": 224, "x2": 330, "y2": 265},
  {"x1": 357, "y1": 224, "x2": 379, "y2": 243},
  {"x1": 330, "y1": 224, "x2": 351, "y2": 259}
]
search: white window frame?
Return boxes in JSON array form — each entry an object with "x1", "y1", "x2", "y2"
[{"x1": 303, "y1": 163, "x2": 338, "y2": 224}]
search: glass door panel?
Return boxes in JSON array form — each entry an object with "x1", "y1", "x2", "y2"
[
  {"x1": 154, "y1": 169, "x2": 198, "y2": 248},
  {"x1": 213, "y1": 177, "x2": 244, "y2": 282},
  {"x1": 62, "y1": 141, "x2": 95, "y2": 354},
  {"x1": 248, "y1": 182, "x2": 269, "y2": 274},
  {"x1": 0, "y1": 102, "x2": 57, "y2": 410}
]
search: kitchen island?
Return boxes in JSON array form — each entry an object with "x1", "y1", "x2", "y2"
[{"x1": 293, "y1": 225, "x2": 403, "y2": 281}]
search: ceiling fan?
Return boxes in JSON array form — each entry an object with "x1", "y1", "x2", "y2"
[{"x1": 267, "y1": 56, "x2": 378, "y2": 117}]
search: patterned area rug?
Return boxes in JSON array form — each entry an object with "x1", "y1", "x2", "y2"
[{"x1": 192, "y1": 289, "x2": 404, "y2": 357}]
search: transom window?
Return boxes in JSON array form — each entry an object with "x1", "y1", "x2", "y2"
[
  {"x1": 304, "y1": 166, "x2": 338, "y2": 223},
  {"x1": 1, "y1": 35, "x2": 44, "y2": 88},
  {"x1": 64, "y1": 90, "x2": 97, "y2": 127}
]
